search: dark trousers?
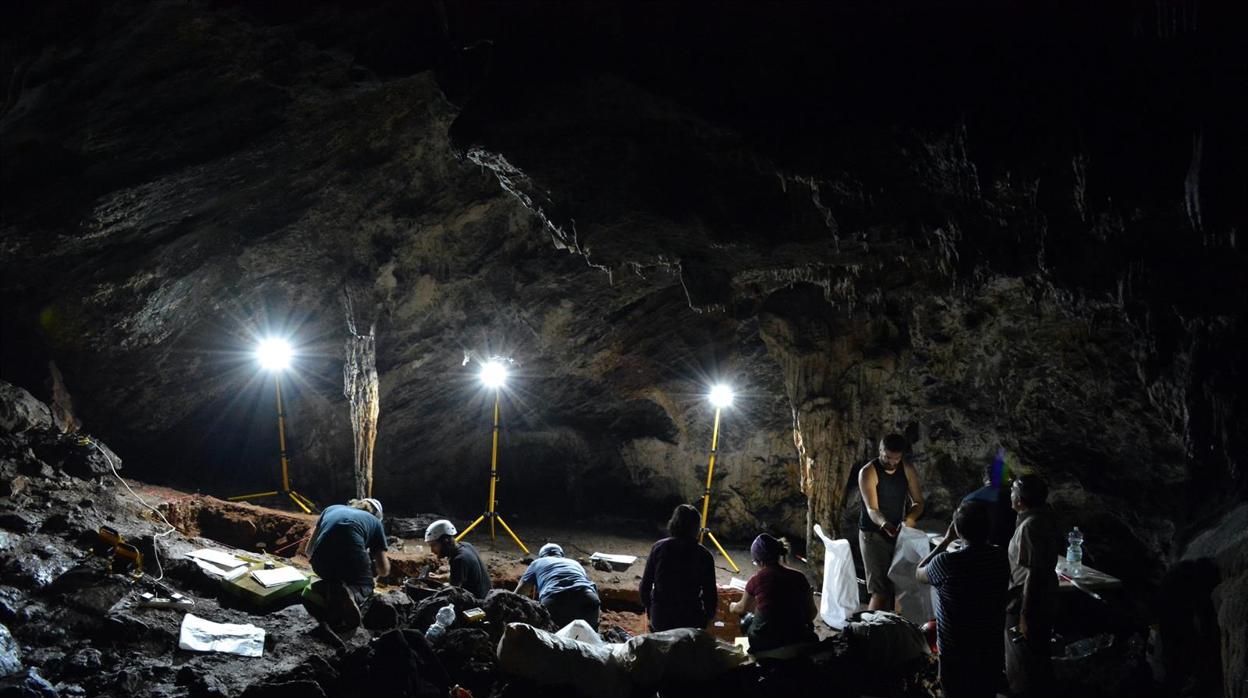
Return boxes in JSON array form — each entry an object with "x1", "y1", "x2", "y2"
[
  {"x1": 741, "y1": 612, "x2": 817, "y2": 653},
  {"x1": 648, "y1": 603, "x2": 710, "y2": 633},
  {"x1": 1005, "y1": 608, "x2": 1053, "y2": 697},
  {"x1": 940, "y1": 656, "x2": 998, "y2": 698},
  {"x1": 544, "y1": 586, "x2": 600, "y2": 630}
]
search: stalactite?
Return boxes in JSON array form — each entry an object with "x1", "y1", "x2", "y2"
[{"x1": 343, "y1": 292, "x2": 380, "y2": 500}]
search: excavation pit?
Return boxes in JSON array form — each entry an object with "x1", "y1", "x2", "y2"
[{"x1": 158, "y1": 494, "x2": 316, "y2": 558}]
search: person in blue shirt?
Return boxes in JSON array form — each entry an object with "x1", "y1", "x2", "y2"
[
  {"x1": 515, "y1": 543, "x2": 600, "y2": 630},
  {"x1": 302, "y1": 498, "x2": 389, "y2": 632},
  {"x1": 960, "y1": 464, "x2": 1016, "y2": 548}
]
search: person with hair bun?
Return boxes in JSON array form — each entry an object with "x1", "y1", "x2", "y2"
[{"x1": 729, "y1": 533, "x2": 817, "y2": 653}]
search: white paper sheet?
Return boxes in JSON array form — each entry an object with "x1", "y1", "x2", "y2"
[
  {"x1": 250, "y1": 566, "x2": 306, "y2": 588},
  {"x1": 186, "y1": 549, "x2": 248, "y2": 569},
  {"x1": 178, "y1": 613, "x2": 265, "y2": 657},
  {"x1": 589, "y1": 553, "x2": 638, "y2": 566}
]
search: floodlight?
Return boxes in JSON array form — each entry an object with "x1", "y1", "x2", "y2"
[
  {"x1": 709, "y1": 384, "x2": 734, "y2": 408},
  {"x1": 256, "y1": 338, "x2": 293, "y2": 372},
  {"x1": 699, "y1": 382, "x2": 740, "y2": 572},
  {"x1": 480, "y1": 360, "x2": 508, "y2": 389},
  {"x1": 231, "y1": 336, "x2": 316, "y2": 513},
  {"x1": 459, "y1": 358, "x2": 528, "y2": 554}
]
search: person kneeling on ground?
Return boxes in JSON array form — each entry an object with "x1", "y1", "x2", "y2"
[
  {"x1": 916, "y1": 500, "x2": 1011, "y2": 698},
  {"x1": 425, "y1": 519, "x2": 492, "y2": 600},
  {"x1": 639, "y1": 504, "x2": 719, "y2": 632},
  {"x1": 302, "y1": 497, "x2": 389, "y2": 632},
  {"x1": 730, "y1": 534, "x2": 818, "y2": 653},
  {"x1": 516, "y1": 543, "x2": 601, "y2": 630}
]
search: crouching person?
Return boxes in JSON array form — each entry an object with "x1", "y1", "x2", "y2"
[
  {"x1": 516, "y1": 543, "x2": 601, "y2": 630},
  {"x1": 730, "y1": 534, "x2": 818, "y2": 653},
  {"x1": 301, "y1": 498, "x2": 389, "y2": 632}
]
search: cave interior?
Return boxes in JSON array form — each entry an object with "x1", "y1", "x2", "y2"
[{"x1": 0, "y1": 1, "x2": 1245, "y2": 697}]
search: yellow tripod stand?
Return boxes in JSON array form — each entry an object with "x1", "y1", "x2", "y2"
[
  {"x1": 699, "y1": 405, "x2": 740, "y2": 572},
  {"x1": 230, "y1": 374, "x2": 317, "y2": 514},
  {"x1": 457, "y1": 389, "x2": 529, "y2": 554}
]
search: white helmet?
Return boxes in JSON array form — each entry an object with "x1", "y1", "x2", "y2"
[{"x1": 424, "y1": 519, "x2": 457, "y2": 542}]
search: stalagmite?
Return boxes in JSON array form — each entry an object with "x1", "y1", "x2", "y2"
[{"x1": 343, "y1": 293, "x2": 380, "y2": 500}]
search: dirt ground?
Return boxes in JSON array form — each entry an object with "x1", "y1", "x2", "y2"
[{"x1": 135, "y1": 484, "x2": 832, "y2": 642}]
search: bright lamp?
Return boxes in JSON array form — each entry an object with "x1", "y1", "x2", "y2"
[
  {"x1": 256, "y1": 338, "x2": 293, "y2": 372},
  {"x1": 709, "y1": 384, "x2": 734, "y2": 408},
  {"x1": 480, "y1": 360, "x2": 508, "y2": 389}
]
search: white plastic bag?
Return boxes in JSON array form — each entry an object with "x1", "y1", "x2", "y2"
[
  {"x1": 556, "y1": 619, "x2": 604, "y2": 645},
  {"x1": 887, "y1": 526, "x2": 936, "y2": 624},
  {"x1": 813, "y1": 524, "x2": 858, "y2": 629},
  {"x1": 178, "y1": 613, "x2": 265, "y2": 657}
]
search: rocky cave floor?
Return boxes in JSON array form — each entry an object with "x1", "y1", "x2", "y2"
[{"x1": 0, "y1": 430, "x2": 1178, "y2": 697}]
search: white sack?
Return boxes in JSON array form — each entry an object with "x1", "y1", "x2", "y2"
[
  {"x1": 178, "y1": 613, "x2": 264, "y2": 657},
  {"x1": 813, "y1": 524, "x2": 858, "y2": 629},
  {"x1": 556, "y1": 619, "x2": 605, "y2": 645},
  {"x1": 887, "y1": 526, "x2": 936, "y2": 624}
]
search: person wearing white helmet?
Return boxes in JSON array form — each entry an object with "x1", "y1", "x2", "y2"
[
  {"x1": 425, "y1": 519, "x2": 491, "y2": 599},
  {"x1": 515, "y1": 542, "x2": 600, "y2": 630},
  {"x1": 301, "y1": 498, "x2": 389, "y2": 632}
]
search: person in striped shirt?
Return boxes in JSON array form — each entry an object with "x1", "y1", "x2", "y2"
[{"x1": 917, "y1": 500, "x2": 1011, "y2": 698}]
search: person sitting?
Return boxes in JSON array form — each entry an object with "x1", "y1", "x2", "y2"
[
  {"x1": 916, "y1": 500, "x2": 1011, "y2": 698},
  {"x1": 729, "y1": 534, "x2": 818, "y2": 653},
  {"x1": 425, "y1": 519, "x2": 492, "y2": 599},
  {"x1": 639, "y1": 504, "x2": 719, "y2": 632},
  {"x1": 516, "y1": 543, "x2": 601, "y2": 630},
  {"x1": 302, "y1": 497, "x2": 389, "y2": 631},
  {"x1": 960, "y1": 463, "x2": 1016, "y2": 548}
]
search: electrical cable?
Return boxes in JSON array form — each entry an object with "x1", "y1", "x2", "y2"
[{"x1": 86, "y1": 437, "x2": 178, "y2": 581}]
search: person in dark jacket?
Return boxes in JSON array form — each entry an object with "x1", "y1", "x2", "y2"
[
  {"x1": 729, "y1": 534, "x2": 817, "y2": 653},
  {"x1": 302, "y1": 498, "x2": 389, "y2": 631},
  {"x1": 917, "y1": 501, "x2": 1011, "y2": 698},
  {"x1": 425, "y1": 519, "x2": 492, "y2": 599},
  {"x1": 639, "y1": 504, "x2": 719, "y2": 631}
]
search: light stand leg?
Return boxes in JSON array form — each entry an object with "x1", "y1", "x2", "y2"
[
  {"x1": 698, "y1": 407, "x2": 739, "y2": 572},
  {"x1": 458, "y1": 514, "x2": 487, "y2": 539},
  {"x1": 490, "y1": 391, "x2": 499, "y2": 540},
  {"x1": 229, "y1": 372, "x2": 318, "y2": 514},
  {"x1": 699, "y1": 408, "x2": 722, "y2": 544},
  {"x1": 495, "y1": 515, "x2": 530, "y2": 555},
  {"x1": 704, "y1": 530, "x2": 740, "y2": 573}
]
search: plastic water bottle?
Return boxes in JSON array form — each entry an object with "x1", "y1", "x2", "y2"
[
  {"x1": 1066, "y1": 527, "x2": 1084, "y2": 577},
  {"x1": 426, "y1": 604, "x2": 456, "y2": 641}
]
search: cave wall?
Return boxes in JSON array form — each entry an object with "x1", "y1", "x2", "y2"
[
  {"x1": 1, "y1": 0, "x2": 1245, "y2": 570},
  {"x1": 0, "y1": 0, "x2": 806, "y2": 540}
]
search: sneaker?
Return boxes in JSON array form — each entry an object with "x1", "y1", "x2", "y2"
[{"x1": 327, "y1": 581, "x2": 361, "y2": 632}]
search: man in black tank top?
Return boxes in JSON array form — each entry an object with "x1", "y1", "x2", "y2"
[{"x1": 857, "y1": 434, "x2": 926, "y2": 611}]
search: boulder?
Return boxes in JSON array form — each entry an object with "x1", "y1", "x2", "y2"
[
  {"x1": 0, "y1": 383, "x2": 52, "y2": 436},
  {"x1": 410, "y1": 586, "x2": 479, "y2": 632},
  {"x1": 0, "y1": 623, "x2": 21, "y2": 677},
  {"x1": 481, "y1": 590, "x2": 556, "y2": 643}
]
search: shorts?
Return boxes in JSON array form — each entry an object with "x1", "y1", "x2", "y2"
[{"x1": 858, "y1": 529, "x2": 897, "y2": 597}]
